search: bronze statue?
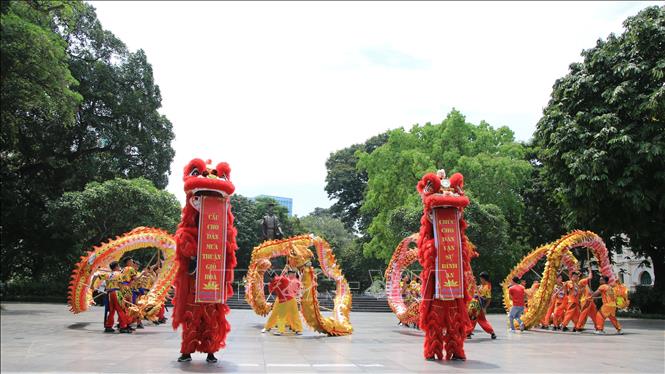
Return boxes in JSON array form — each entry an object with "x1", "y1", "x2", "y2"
[{"x1": 261, "y1": 203, "x2": 284, "y2": 241}]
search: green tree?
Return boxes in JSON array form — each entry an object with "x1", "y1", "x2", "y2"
[
  {"x1": 0, "y1": 1, "x2": 175, "y2": 282},
  {"x1": 230, "y1": 194, "x2": 260, "y2": 272},
  {"x1": 16, "y1": 178, "x2": 181, "y2": 286},
  {"x1": 1, "y1": 1, "x2": 82, "y2": 153},
  {"x1": 464, "y1": 199, "x2": 516, "y2": 281},
  {"x1": 521, "y1": 144, "x2": 567, "y2": 249},
  {"x1": 325, "y1": 132, "x2": 388, "y2": 232},
  {"x1": 534, "y1": 6, "x2": 665, "y2": 291},
  {"x1": 357, "y1": 109, "x2": 532, "y2": 261},
  {"x1": 300, "y1": 208, "x2": 354, "y2": 254}
]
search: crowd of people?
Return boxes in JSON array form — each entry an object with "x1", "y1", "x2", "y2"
[
  {"x1": 94, "y1": 258, "x2": 626, "y2": 337},
  {"x1": 507, "y1": 265, "x2": 625, "y2": 334},
  {"x1": 395, "y1": 267, "x2": 626, "y2": 337},
  {"x1": 91, "y1": 257, "x2": 168, "y2": 334}
]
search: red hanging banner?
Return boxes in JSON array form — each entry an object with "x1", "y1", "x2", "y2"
[
  {"x1": 432, "y1": 207, "x2": 464, "y2": 300},
  {"x1": 195, "y1": 196, "x2": 228, "y2": 304}
]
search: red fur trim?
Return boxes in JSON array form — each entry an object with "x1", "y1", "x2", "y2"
[
  {"x1": 183, "y1": 159, "x2": 207, "y2": 181},
  {"x1": 424, "y1": 194, "x2": 470, "y2": 211},
  {"x1": 216, "y1": 162, "x2": 231, "y2": 179},
  {"x1": 449, "y1": 172, "x2": 464, "y2": 190},
  {"x1": 417, "y1": 173, "x2": 440, "y2": 195}
]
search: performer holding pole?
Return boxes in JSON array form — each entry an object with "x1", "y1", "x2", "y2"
[
  {"x1": 561, "y1": 270, "x2": 582, "y2": 331},
  {"x1": 591, "y1": 276, "x2": 623, "y2": 335},
  {"x1": 104, "y1": 261, "x2": 131, "y2": 333},
  {"x1": 575, "y1": 265, "x2": 596, "y2": 331},
  {"x1": 466, "y1": 271, "x2": 496, "y2": 339},
  {"x1": 262, "y1": 268, "x2": 303, "y2": 335},
  {"x1": 551, "y1": 274, "x2": 568, "y2": 330}
]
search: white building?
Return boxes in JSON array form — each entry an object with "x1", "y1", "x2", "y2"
[{"x1": 612, "y1": 248, "x2": 654, "y2": 292}]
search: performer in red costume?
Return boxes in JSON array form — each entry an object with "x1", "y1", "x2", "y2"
[
  {"x1": 416, "y1": 169, "x2": 473, "y2": 361},
  {"x1": 466, "y1": 271, "x2": 496, "y2": 339},
  {"x1": 172, "y1": 158, "x2": 238, "y2": 363}
]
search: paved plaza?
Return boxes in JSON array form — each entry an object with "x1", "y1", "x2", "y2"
[{"x1": 1, "y1": 302, "x2": 663, "y2": 373}]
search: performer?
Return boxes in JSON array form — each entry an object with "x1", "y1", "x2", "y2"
[
  {"x1": 551, "y1": 274, "x2": 568, "y2": 330},
  {"x1": 416, "y1": 169, "x2": 472, "y2": 361},
  {"x1": 150, "y1": 261, "x2": 168, "y2": 325},
  {"x1": 539, "y1": 290, "x2": 557, "y2": 329},
  {"x1": 467, "y1": 272, "x2": 496, "y2": 339},
  {"x1": 119, "y1": 257, "x2": 139, "y2": 330},
  {"x1": 131, "y1": 260, "x2": 146, "y2": 329},
  {"x1": 90, "y1": 269, "x2": 111, "y2": 331},
  {"x1": 406, "y1": 279, "x2": 421, "y2": 328},
  {"x1": 172, "y1": 159, "x2": 238, "y2": 363},
  {"x1": 592, "y1": 276, "x2": 622, "y2": 335},
  {"x1": 104, "y1": 261, "x2": 132, "y2": 333},
  {"x1": 525, "y1": 280, "x2": 540, "y2": 312},
  {"x1": 262, "y1": 270, "x2": 303, "y2": 335},
  {"x1": 561, "y1": 270, "x2": 583, "y2": 331},
  {"x1": 508, "y1": 277, "x2": 525, "y2": 332},
  {"x1": 575, "y1": 266, "x2": 596, "y2": 331}
]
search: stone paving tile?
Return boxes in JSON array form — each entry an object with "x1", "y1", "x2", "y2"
[{"x1": 1, "y1": 302, "x2": 664, "y2": 373}]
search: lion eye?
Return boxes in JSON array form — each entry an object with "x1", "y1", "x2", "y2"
[{"x1": 189, "y1": 168, "x2": 200, "y2": 177}]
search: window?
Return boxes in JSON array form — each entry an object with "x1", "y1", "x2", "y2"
[
  {"x1": 619, "y1": 273, "x2": 625, "y2": 283},
  {"x1": 639, "y1": 271, "x2": 652, "y2": 286}
]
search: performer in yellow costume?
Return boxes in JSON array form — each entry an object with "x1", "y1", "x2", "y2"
[{"x1": 262, "y1": 269, "x2": 303, "y2": 335}]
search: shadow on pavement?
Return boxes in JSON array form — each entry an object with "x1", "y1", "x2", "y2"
[
  {"x1": 67, "y1": 322, "x2": 91, "y2": 329},
  {"x1": 170, "y1": 360, "x2": 240, "y2": 373}
]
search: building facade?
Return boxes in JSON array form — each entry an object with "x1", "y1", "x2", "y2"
[{"x1": 611, "y1": 248, "x2": 654, "y2": 292}]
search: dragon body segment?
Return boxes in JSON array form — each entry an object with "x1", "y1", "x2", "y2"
[
  {"x1": 67, "y1": 227, "x2": 177, "y2": 321},
  {"x1": 244, "y1": 235, "x2": 353, "y2": 336},
  {"x1": 502, "y1": 230, "x2": 618, "y2": 329}
]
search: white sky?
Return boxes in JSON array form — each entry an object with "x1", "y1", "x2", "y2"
[{"x1": 90, "y1": 1, "x2": 659, "y2": 216}]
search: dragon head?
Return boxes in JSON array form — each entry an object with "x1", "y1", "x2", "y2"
[
  {"x1": 417, "y1": 168, "x2": 469, "y2": 211},
  {"x1": 286, "y1": 242, "x2": 314, "y2": 270},
  {"x1": 183, "y1": 158, "x2": 235, "y2": 210}
]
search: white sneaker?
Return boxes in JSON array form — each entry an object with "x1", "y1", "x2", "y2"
[
  {"x1": 616, "y1": 330, "x2": 623, "y2": 335},
  {"x1": 261, "y1": 328, "x2": 267, "y2": 333},
  {"x1": 594, "y1": 330, "x2": 605, "y2": 335},
  {"x1": 273, "y1": 331, "x2": 281, "y2": 336}
]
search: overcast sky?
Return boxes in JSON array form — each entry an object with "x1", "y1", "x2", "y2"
[{"x1": 90, "y1": 1, "x2": 659, "y2": 216}]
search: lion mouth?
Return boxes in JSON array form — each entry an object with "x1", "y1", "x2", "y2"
[{"x1": 192, "y1": 189, "x2": 228, "y2": 198}]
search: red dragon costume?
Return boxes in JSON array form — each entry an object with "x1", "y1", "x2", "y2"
[
  {"x1": 172, "y1": 158, "x2": 238, "y2": 363},
  {"x1": 416, "y1": 169, "x2": 472, "y2": 361}
]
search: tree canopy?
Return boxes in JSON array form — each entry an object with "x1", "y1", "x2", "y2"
[
  {"x1": 1, "y1": 1, "x2": 175, "y2": 284},
  {"x1": 356, "y1": 110, "x2": 532, "y2": 262},
  {"x1": 534, "y1": 5, "x2": 665, "y2": 291},
  {"x1": 325, "y1": 132, "x2": 388, "y2": 232},
  {"x1": 1, "y1": 178, "x2": 181, "y2": 285}
]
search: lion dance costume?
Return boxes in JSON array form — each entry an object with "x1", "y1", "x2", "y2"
[
  {"x1": 172, "y1": 158, "x2": 238, "y2": 363},
  {"x1": 416, "y1": 169, "x2": 472, "y2": 361}
]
